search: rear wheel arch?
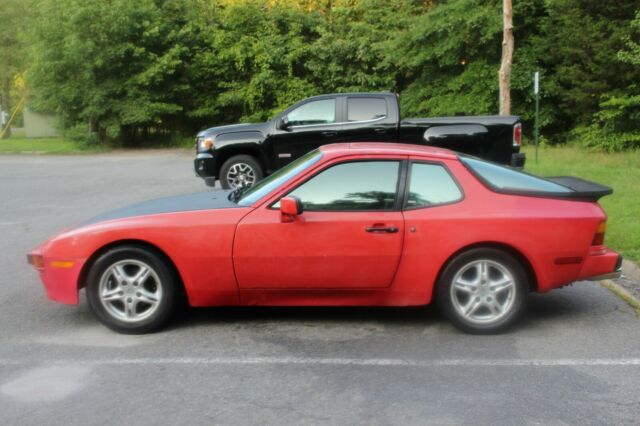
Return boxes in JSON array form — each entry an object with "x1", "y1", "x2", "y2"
[
  {"x1": 434, "y1": 242, "x2": 538, "y2": 295},
  {"x1": 78, "y1": 239, "x2": 187, "y2": 302}
]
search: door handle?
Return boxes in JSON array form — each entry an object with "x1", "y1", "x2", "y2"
[
  {"x1": 321, "y1": 131, "x2": 337, "y2": 137},
  {"x1": 365, "y1": 226, "x2": 399, "y2": 233},
  {"x1": 374, "y1": 128, "x2": 387, "y2": 134}
]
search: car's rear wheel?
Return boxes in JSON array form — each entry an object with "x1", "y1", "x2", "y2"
[
  {"x1": 86, "y1": 246, "x2": 178, "y2": 334},
  {"x1": 219, "y1": 155, "x2": 263, "y2": 189},
  {"x1": 437, "y1": 248, "x2": 528, "y2": 334}
]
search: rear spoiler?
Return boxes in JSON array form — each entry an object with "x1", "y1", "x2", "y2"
[{"x1": 546, "y1": 176, "x2": 613, "y2": 201}]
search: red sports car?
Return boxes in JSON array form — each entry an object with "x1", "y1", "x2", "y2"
[{"x1": 28, "y1": 143, "x2": 621, "y2": 334}]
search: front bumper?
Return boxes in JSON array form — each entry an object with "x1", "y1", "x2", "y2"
[
  {"x1": 511, "y1": 152, "x2": 526, "y2": 169},
  {"x1": 28, "y1": 249, "x2": 85, "y2": 305},
  {"x1": 194, "y1": 152, "x2": 218, "y2": 186}
]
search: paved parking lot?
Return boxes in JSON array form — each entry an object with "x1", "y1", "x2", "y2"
[{"x1": 1, "y1": 152, "x2": 639, "y2": 425}]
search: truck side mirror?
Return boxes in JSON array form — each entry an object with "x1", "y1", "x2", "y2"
[
  {"x1": 277, "y1": 116, "x2": 290, "y2": 131},
  {"x1": 280, "y1": 196, "x2": 303, "y2": 223}
]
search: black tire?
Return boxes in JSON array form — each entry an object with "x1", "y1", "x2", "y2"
[
  {"x1": 86, "y1": 245, "x2": 179, "y2": 334},
  {"x1": 436, "y1": 248, "x2": 528, "y2": 334},
  {"x1": 219, "y1": 155, "x2": 264, "y2": 189}
]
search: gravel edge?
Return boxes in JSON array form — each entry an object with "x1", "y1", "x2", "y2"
[
  {"x1": 600, "y1": 279, "x2": 640, "y2": 315},
  {"x1": 616, "y1": 260, "x2": 640, "y2": 302}
]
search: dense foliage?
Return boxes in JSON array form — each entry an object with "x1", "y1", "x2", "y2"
[{"x1": 1, "y1": 0, "x2": 638, "y2": 147}]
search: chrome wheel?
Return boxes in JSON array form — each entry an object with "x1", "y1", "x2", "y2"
[
  {"x1": 449, "y1": 259, "x2": 516, "y2": 325},
  {"x1": 226, "y1": 163, "x2": 256, "y2": 189},
  {"x1": 98, "y1": 259, "x2": 163, "y2": 323}
]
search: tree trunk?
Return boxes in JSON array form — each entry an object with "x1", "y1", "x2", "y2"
[
  {"x1": 499, "y1": 0, "x2": 514, "y2": 116},
  {"x1": 1, "y1": 79, "x2": 12, "y2": 139}
]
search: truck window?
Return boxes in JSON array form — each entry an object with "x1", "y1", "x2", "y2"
[
  {"x1": 347, "y1": 97, "x2": 387, "y2": 122},
  {"x1": 287, "y1": 99, "x2": 336, "y2": 126}
]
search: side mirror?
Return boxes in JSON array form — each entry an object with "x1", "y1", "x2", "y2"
[
  {"x1": 280, "y1": 196, "x2": 303, "y2": 223},
  {"x1": 277, "y1": 116, "x2": 290, "y2": 131}
]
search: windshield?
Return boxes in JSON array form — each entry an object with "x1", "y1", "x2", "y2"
[{"x1": 235, "y1": 150, "x2": 323, "y2": 206}]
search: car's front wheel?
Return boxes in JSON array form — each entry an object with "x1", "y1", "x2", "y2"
[
  {"x1": 219, "y1": 155, "x2": 263, "y2": 189},
  {"x1": 86, "y1": 245, "x2": 178, "y2": 334},
  {"x1": 437, "y1": 248, "x2": 528, "y2": 334}
]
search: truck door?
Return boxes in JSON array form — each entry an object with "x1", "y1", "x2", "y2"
[{"x1": 268, "y1": 97, "x2": 342, "y2": 168}]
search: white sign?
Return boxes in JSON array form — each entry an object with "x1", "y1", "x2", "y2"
[{"x1": 534, "y1": 71, "x2": 540, "y2": 95}]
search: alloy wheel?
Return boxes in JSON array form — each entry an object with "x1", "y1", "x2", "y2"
[
  {"x1": 98, "y1": 259, "x2": 163, "y2": 323},
  {"x1": 226, "y1": 163, "x2": 257, "y2": 189},
  {"x1": 449, "y1": 259, "x2": 516, "y2": 325}
]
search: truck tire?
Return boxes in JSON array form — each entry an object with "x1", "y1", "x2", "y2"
[{"x1": 219, "y1": 155, "x2": 264, "y2": 189}]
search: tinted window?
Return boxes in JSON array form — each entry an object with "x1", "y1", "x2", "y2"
[
  {"x1": 347, "y1": 97, "x2": 387, "y2": 121},
  {"x1": 461, "y1": 157, "x2": 573, "y2": 193},
  {"x1": 287, "y1": 99, "x2": 336, "y2": 126},
  {"x1": 237, "y1": 150, "x2": 322, "y2": 206},
  {"x1": 406, "y1": 163, "x2": 462, "y2": 208},
  {"x1": 283, "y1": 161, "x2": 400, "y2": 211}
]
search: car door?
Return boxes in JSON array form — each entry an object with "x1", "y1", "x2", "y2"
[
  {"x1": 338, "y1": 96, "x2": 398, "y2": 142},
  {"x1": 268, "y1": 97, "x2": 343, "y2": 169},
  {"x1": 233, "y1": 159, "x2": 406, "y2": 289}
]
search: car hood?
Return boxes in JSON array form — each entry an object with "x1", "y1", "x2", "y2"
[
  {"x1": 198, "y1": 123, "x2": 268, "y2": 137},
  {"x1": 79, "y1": 190, "x2": 241, "y2": 227}
]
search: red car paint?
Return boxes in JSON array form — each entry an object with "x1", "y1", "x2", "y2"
[{"x1": 30, "y1": 143, "x2": 619, "y2": 308}]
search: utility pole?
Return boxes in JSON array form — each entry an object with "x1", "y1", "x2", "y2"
[
  {"x1": 499, "y1": 0, "x2": 514, "y2": 115},
  {"x1": 534, "y1": 71, "x2": 540, "y2": 163}
]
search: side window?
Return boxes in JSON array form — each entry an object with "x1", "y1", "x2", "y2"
[
  {"x1": 287, "y1": 99, "x2": 336, "y2": 126},
  {"x1": 284, "y1": 161, "x2": 400, "y2": 211},
  {"x1": 347, "y1": 97, "x2": 387, "y2": 122},
  {"x1": 406, "y1": 163, "x2": 462, "y2": 208}
]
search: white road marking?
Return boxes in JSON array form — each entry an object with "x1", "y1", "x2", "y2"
[{"x1": 1, "y1": 357, "x2": 640, "y2": 367}]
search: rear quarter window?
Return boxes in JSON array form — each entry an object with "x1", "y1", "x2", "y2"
[
  {"x1": 461, "y1": 157, "x2": 573, "y2": 193},
  {"x1": 406, "y1": 163, "x2": 463, "y2": 208}
]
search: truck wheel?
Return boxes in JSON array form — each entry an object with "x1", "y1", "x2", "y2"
[
  {"x1": 436, "y1": 248, "x2": 528, "y2": 334},
  {"x1": 220, "y1": 155, "x2": 264, "y2": 189}
]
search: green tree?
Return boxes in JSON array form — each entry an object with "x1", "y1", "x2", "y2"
[
  {"x1": 0, "y1": 0, "x2": 28, "y2": 137},
  {"x1": 28, "y1": 0, "x2": 199, "y2": 143},
  {"x1": 188, "y1": 0, "x2": 323, "y2": 124},
  {"x1": 393, "y1": 0, "x2": 502, "y2": 117},
  {"x1": 532, "y1": 1, "x2": 638, "y2": 136},
  {"x1": 578, "y1": 9, "x2": 640, "y2": 151},
  {"x1": 307, "y1": 0, "x2": 422, "y2": 94}
]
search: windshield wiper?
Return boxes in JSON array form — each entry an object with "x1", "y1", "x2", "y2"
[{"x1": 228, "y1": 187, "x2": 246, "y2": 202}]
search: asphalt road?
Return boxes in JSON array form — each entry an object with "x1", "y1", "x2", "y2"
[{"x1": 1, "y1": 152, "x2": 639, "y2": 425}]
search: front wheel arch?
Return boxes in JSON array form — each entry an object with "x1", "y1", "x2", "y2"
[{"x1": 78, "y1": 239, "x2": 187, "y2": 302}]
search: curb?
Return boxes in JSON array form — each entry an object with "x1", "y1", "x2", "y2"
[
  {"x1": 600, "y1": 279, "x2": 640, "y2": 316},
  {"x1": 622, "y1": 259, "x2": 640, "y2": 283}
]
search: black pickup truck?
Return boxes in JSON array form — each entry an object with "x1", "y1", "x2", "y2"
[{"x1": 194, "y1": 92, "x2": 525, "y2": 188}]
